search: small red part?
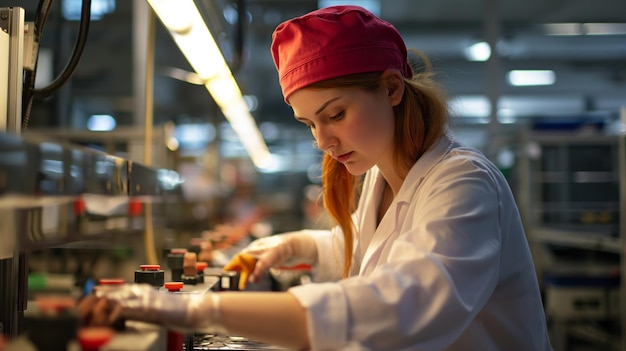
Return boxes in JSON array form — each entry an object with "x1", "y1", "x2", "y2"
[
  {"x1": 77, "y1": 327, "x2": 114, "y2": 351},
  {"x1": 128, "y1": 199, "x2": 142, "y2": 217},
  {"x1": 73, "y1": 197, "x2": 86, "y2": 215},
  {"x1": 164, "y1": 282, "x2": 183, "y2": 292},
  {"x1": 139, "y1": 264, "x2": 161, "y2": 271},
  {"x1": 98, "y1": 278, "x2": 125, "y2": 286},
  {"x1": 196, "y1": 261, "x2": 208, "y2": 272}
]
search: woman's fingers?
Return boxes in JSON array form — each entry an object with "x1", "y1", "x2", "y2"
[{"x1": 91, "y1": 297, "x2": 113, "y2": 327}]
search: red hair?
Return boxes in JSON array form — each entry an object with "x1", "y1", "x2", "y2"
[{"x1": 313, "y1": 52, "x2": 448, "y2": 277}]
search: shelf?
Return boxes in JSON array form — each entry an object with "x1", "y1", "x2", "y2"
[
  {"x1": 529, "y1": 227, "x2": 621, "y2": 253},
  {"x1": 0, "y1": 131, "x2": 182, "y2": 205}
]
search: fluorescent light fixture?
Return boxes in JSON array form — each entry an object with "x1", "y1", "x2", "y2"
[
  {"x1": 146, "y1": 0, "x2": 272, "y2": 169},
  {"x1": 544, "y1": 23, "x2": 626, "y2": 36},
  {"x1": 87, "y1": 114, "x2": 116, "y2": 131},
  {"x1": 449, "y1": 95, "x2": 490, "y2": 118},
  {"x1": 543, "y1": 23, "x2": 583, "y2": 36},
  {"x1": 584, "y1": 23, "x2": 626, "y2": 35},
  {"x1": 507, "y1": 70, "x2": 556, "y2": 86},
  {"x1": 463, "y1": 41, "x2": 491, "y2": 62}
]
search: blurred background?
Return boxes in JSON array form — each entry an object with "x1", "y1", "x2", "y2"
[{"x1": 1, "y1": 0, "x2": 626, "y2": 350}]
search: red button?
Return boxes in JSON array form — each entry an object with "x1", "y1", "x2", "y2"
[
  {"x1": 98, "y1": 278, "x2": 125, "y2": 286},
  {"x1": 78, "y1": 327, "x2": 114, "y2": 350},
  {"x1": 139, "y1": 264, "x2": 161, "y2": 271},
  {"x1": 196, "y1": 262, "x2": 208, "y2": 272},
  {"x1": 164, "y1": 282, "x2": 184, "y2": 292}
]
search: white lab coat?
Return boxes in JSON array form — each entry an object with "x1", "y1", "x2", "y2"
[{"x1": 288, "y1": 132, "x2": 552, "y2": 351}]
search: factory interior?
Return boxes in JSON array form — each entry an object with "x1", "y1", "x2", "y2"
[{"x1": 1, "y1": 0, "x2": 626, "y2": 350}]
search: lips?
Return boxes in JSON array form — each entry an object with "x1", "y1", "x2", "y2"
[{"x1": 336, "y1": 151, "x2": 353, "y2": 163}]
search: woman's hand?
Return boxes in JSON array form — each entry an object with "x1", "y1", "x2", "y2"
[
  {"x1": 82, "y1": 284, "x2": 223, "y2": 334},
  {"x1": 226, "y1": 232, "x2": 317, "y2": 289}
]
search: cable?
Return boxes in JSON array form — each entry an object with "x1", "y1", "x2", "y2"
[
  {"x1": 143, "y1": 9, "x2": 158, "y2": 265},
  {"x1": 21, "y1": 0, "x2": 54, "y2": 130},
  {"x1": 33, "y1": 0, "x2": 92, "y2": 99}
]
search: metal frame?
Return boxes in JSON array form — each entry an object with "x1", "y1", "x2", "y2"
[
  {"x1": 0, "y1": 6, "x2": 24, "y2": 133},
  {"x1": 0, "y1": 6, "x2": 24, "y2": 338},
  {"x1": 617, "y1": 106, "x2": 626, "y2": 350}
]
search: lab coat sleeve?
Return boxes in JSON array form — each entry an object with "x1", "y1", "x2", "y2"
[
  {"x1": 306, "y1": 228, "x2": 345, "y2": 282},
  {"x1": 289, "y1": 154, "x2": 507, "y2": 350}
]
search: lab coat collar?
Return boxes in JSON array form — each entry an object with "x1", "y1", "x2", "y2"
[
  {"x1": 394, "y1": 130, "x2": 456, "y2": 204},
  {"x1": 358, "y1": 130, "x2": 456, "y2": 275}
]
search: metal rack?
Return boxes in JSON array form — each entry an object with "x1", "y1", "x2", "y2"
[
  {"x1": 618, "y1": 120, "x2": 626, "y2": 351},
  {"x1": 0, "y1": 130, "x2": 182, "y2": 338},
  {"x1": 516, "y1": 127, "x2": 623, "y2": 350}
]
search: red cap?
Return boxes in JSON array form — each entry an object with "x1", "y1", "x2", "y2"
[
  {"x1": 271, "y1": 5, "x2": 412, "y2": 103},
  {"x1": 170, "y1": 248, "x2": 188, "y2": 255},
  {"x1": 77, "y1": 327, "x2": 114, "y2": 350},
  {"x1": 196, "y1": 261, "x2": 208, "y2": 272},
  {"x1": 139, "y1": 264, "x2": 161, "y2": 271},
  {"x1": 98, "y1": 278, "x2": 125, "y2": 286},
  {"x1": 164, "y1": 282, "x2": 184, "y2": 292}
]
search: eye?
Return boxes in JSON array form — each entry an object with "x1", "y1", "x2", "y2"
[{"x1": 330, "y1": 111, "x2": 344, "y2": 121}]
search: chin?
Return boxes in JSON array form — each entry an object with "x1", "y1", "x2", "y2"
[{"x1": 343, "y1": 163, "x2": 370, "y2": 176}]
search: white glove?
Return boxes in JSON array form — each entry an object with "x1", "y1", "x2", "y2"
[
  {"x1": 241, "y1": 232, "x2": 317, "y2": 284},
  {"x1": 94, "y1": 284, "x2": 224, "y2": 334}
]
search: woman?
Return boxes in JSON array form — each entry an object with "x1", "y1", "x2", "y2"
[{"x1": 86, "y1": 5, "x2": 552, "y2": 350}]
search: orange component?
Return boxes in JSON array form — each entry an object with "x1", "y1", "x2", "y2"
[
  {"x1": 223, "y1": 253, "x2": 258, "y2": 290},
  {"x1": 196, "y1": 261, "x2": 208, "y2": 273}
]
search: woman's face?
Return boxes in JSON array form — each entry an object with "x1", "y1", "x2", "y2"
[{"x1": 289, "y1": 73, "x2": 402, "y2": 176}]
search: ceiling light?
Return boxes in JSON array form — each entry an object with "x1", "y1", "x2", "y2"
[
  {"x1": 544, "y1": 23, "x2": 626, "y2": 36},
  {"x1": 507, "y1": 70, "x2": 556, "y2": 86},
  {"x1": 87, "y1": 114, "x2": 116, "y2": 131},
  {"x1": 449, "y1": 95, "x2": 490, "y2": 118},
  {"x1": 583, "y1": 23, "x2": 626, "y2": 35},
  {"x1": 543, "y1": 23, "x2": 583, "y2": 36},
  {"x1": 147, "y1": 0, "x2": 272, "y2": 170},
  {"x1": 463, "y1": 41, "x2": 491, "y2": 62},
  {"x1": 318, "y1": 0, "x2": 381, "y2": 16},
  {"x1": 62, "y1": 0, "x2": 116, "y2": 21}
]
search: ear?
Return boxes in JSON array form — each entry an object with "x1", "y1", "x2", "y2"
[{"x1": 382, "y1": 69, "x2": 405, "y2": 107}]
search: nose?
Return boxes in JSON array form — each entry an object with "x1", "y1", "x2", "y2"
[{"x1": 313, "y1": 125, "x2": 337, "y2": 152}]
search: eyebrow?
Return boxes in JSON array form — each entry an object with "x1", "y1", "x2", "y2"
[{"x1": 294, "y1": 96, "x2": 342, "y2": 121}]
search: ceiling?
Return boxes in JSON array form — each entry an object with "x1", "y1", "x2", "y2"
[{"x1": 4, "y1": 0, "x2": 626, "y2": 130}]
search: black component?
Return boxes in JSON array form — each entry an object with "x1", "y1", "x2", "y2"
[
  {"x1": 166, "y1": 252, "x2": 185, "y2": 282},
  {"x1": 205, "y1": 268, "x2": 239, "y2": 291},
  {"x1": 134, "y1": 269, "x2": 165, "y2": 288},
  {"x1": 23, "y1": 308, "x2": 78, "y2": 351},
  {"x1": 181, "y1": 274, "x2": 199, "y2": 285}
]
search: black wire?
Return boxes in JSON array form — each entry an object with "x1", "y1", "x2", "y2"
[
  {"x1": 22, "y1": 0, "x2": 54, "y2": 130},
  {"x1": 33, "y1": 0, "x2": 92, "y2": 99}
]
